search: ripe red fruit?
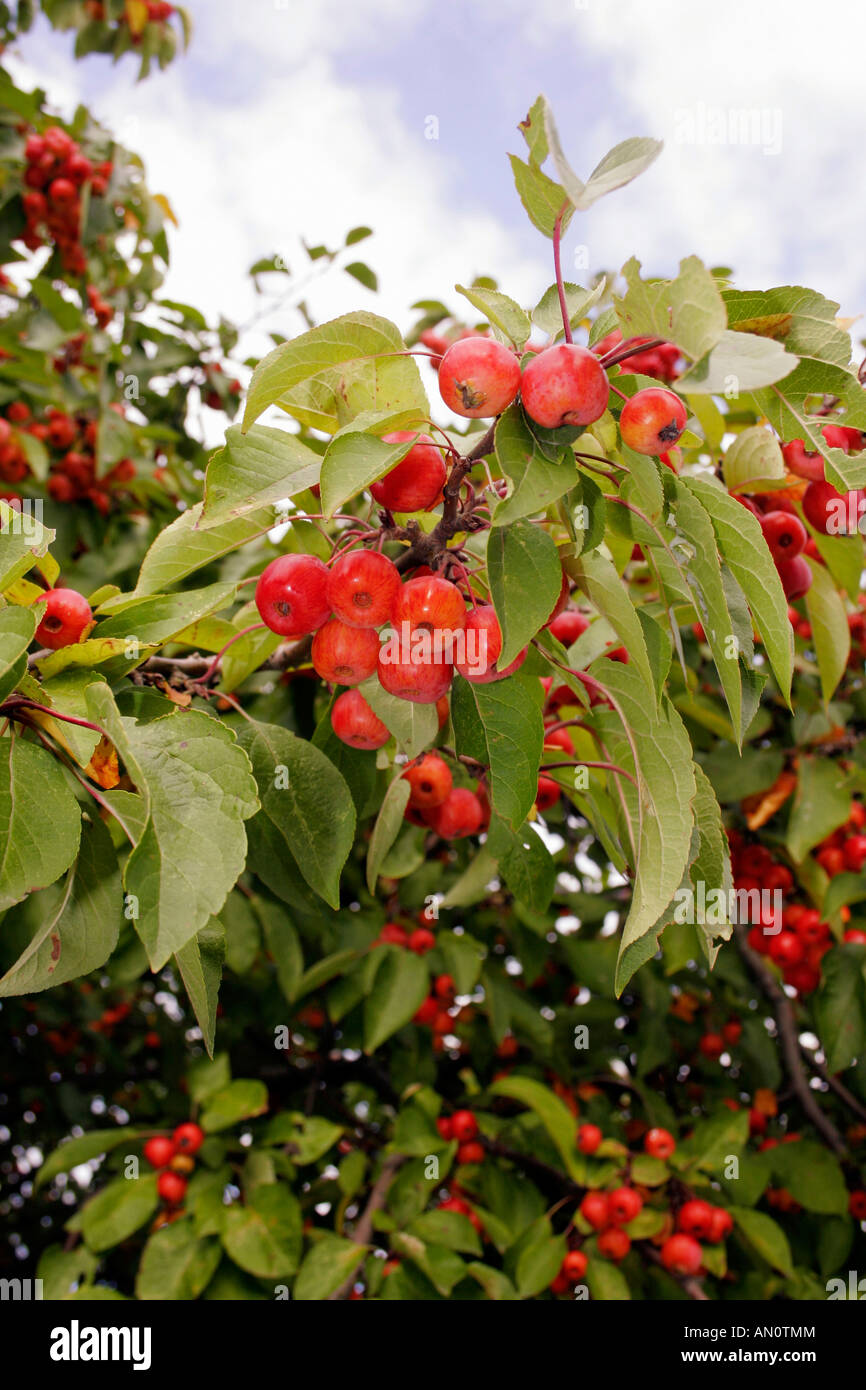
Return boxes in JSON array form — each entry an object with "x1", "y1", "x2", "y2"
[
  {"x1": 394, "y1": 574, "x2": 467, "y2": 634},
  {"x1": 597, "y1": 1227, "x2": 630, "y2": 1261},
  {"x1": 454, "y1": 602, "x2": 526, "y2": 682},
  {"x1": 785, "y1": 963, "x2": 821, "y2": 995},
  {"x1": 326, "y1": 549, "x2": 400, "y2": 628},
  {"x1": 579, "y1": 1191, "x2": 610, "y2": 1231},
  {"x1": 255, "y1": 553, "x2": 331, "y2": 637},
  {"x1": 844, "y1": 929, "x2": 866, "y2": 946},
  {"x1": 707, "y1": 1208, "x2": 734, "y2": 1242},
  {"x1": 660, "y1": 1233, "x2": 702, "y2": 1276},
  {"x1": 536, "y1": 776, "x2": 561, "y2": 813},
  {"x1": 768, "y1": 930, "x2": 805, "y2": 968},
  {"x1": 722, "y1": 1019, "x2": 742, "y2": 1047},
  {"x1": 377, "y1": 922, "x2": 409, "y2": 947},
  {"x1": 760, "y1": 510, "x2": 807, "y2": 562},
  {"x1": 403, "y1": 753, "x2": 453, "y2": 809},
  {"x1": 619, "y1": 387, "x2": 687, "y2": 455},
  {"x1": 311, "y1": 617, "x2": 379, "y2": 685},
  {"x1": 34, "y1": 587, "x2": 92, "y2": 649},
  {"x1": 143, "y1": 1136, "x2": 176, "y2": 1169},
  {"x1": 608, "y1": 1186, "x2": 642, "y2": 1225},
  {"x1": 414, "y1": 997, "x2": 440, "y2": 1026},
  {"x1": 781, "y1": 438, "x2": 825, "y2": 482},
  {"x1": 816, "y1": 846, "x2": 845, "y2": 877},
  {"x1": 172, "y1": 1122, "x2": 204, "y2": 1154},
  {"x1": 548, "y1": 610, "x2": 589, "y2": 646},
  {"x1": 434, "y1": 973, "x2": 455, "y2": 999},
  {"x1": 331, "y1": 689, "x2": 390, "y2": 749},
  {"x1": 426, "y1": 787, "x2": 484, "y2": 838},
  {"x1": 521, "y1": 344, "x2": 610, "y2": 429},
  {"x1": 802, "y1": 479, "x2": 852, "y2": 535},
  {"x1": 451, "y1": 1110, "x2": 478, "y2": 1142},
  {"x1": 677, "y1": 1199, "x2": 714, "y2": 1239},
  {"x1": 543, "y1": 725, "x2": 574, "y2": 755},
  {"x1": 775, "y1": 555, "x2": 812, "y2": 600},
  {"x1": 408, "y1": 927, "x2": 436, "y2": 954},
  {"x1": 156, "y1": 1171, "x2": 187, "y2": 1206},
  {"x1": 436, "y1": 1115, "x2": 454, "y2": 1141},
  {"x1": 438, "y1": 338, "x2": 521, "y2": 418},
  {"x1": 457, "y1": 1140, "x2": 485, "y2": 1165},
  {"x1": 48, "y1": 176, "x2": 77, "y2": 205},
  {"x1": 699, "y1": 1032, "x2": 724, "y2": 1061},
  {"x1": 577, "y1": 1123, "x2": 603, "y2": 1155},
  {"x1": 644, "y1": 1127, "x2": 676, "y2": 1161},
  {"x1": 377, "y1": 645, "x2": 453, "y2": 703},
  {"x1": 843, "y1": 835, "x2": 866, "y2": 873},
  {"x1": 561, "y1": 1249, "x2": 588, "y2": 1283},
  {"x1": 849, "y1": 1190, "x2": 866, "y2": 1220},
  {"x1": 370, "y1": 432, "x2": 447, "y2": 512}
]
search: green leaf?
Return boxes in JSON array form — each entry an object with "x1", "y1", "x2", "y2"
[
  {"x1": 37, "y1": 1128, "x2": 141, "y2": 1190},
  {"x1": 0, "y1": 739, "x2": 81, "y2": 912},
  {"x1": 200, "y1": 1079, "x2": 269, "y2": 1132},
  {"x1": 487, "y1": 518, "x2": 562, "y2": 667},
  {"x1": 95, "y1": 581, "x2": 237, "y2": 653},
  {"x1": 391, "y1": 1231, "x2": 467, "y2": 1296},
  {"x1": 175, "y1": 921, "x2": 225, "y2": 1058},
  {"x1": 814, "y1": 946, "x2": 866, "y2": 1072},
  {"x1": 363, "y1": 947, "x2": 429, "y2": 1052},
  {"x1": 242, "y1": 312, "x2": 428, "y2": 435},
  {"x1": 0, "y1": 499, "x2": 55, "y2": 591},
  {"x1": 722, "y1": 426, "x2": 786, "y2": 493},
  {"x1": 202, "y1": 424, "x2": 321, "y2": 527},
  {"x1": 135, "y1": 502, "x2": 275, "y2": 594},
  {"x1": 465, "y1": 1262, "x2": 518, "y2": 1300},
  {"x1": 87, "y1": 690, "x2": 259, "y2": 969},
  {"x1": 221, "y1": 1185, "x2": 302, "y2": 1279},
  {"x1": 677, "y1": 1108, "x2": 749, "y2": 1174},
  {"x1": 515, "y1": 1230, "x2": 568, "y2": 1298},
  {"x1": 238, "y1": 721, "x2": 355, "y2": 909},
  {"x1": 564, "y1": 548, "x2": 656, "y2": 699},
  {"x1": 731, "y1": 1206, "x2": 793, "y2": 1276},
  {"x1": 80, "y1": 1176, "x2": 160, "y2": 1254},
  {"x1": 261, "y1": 1113, "x2": 343, "y2": 1163},
  {"x1": 456, "y1": 284, "x2": 531, "y2": 346},
  {"x1": 769, "y1": 1140, "x2": 848, "y2": 1216},
  {"x1": 0, "y1": 815, "x2": 121, "y2": 995},
  {"x1": 294, "y1": 1235, "x2": 365, "y2": 1300},
  {"x1": 786, "y1": 757, "x2": 851, "y2": 862},
  {"x1": 409, "y1": 1210, "x2": 483, "y2": 1255},
  {"x1": 366, "y1": 774, "x2": 411, "y2": 894},
  {"x1": 804, "y1": 559, "x2": 850, "y2": 705},
  {"x1": 614, "y1": 256, "x2": 726, "y2": 363},
  {"x1": 320, "y1": 429, "x2": 421, "y2": 518},
  {"x1": 677, "y1": 330, "x2": 797, "y2": 393},
  {"x1": 451, "y1": 672, "x2": 544, "y2": 831},
  {"x1": 492, "y1": 405, "x2": 578, "y2": 526},
  {"x1": 532, "y1": 279, "x2": 606, "y2": 341},
  {"x1": 359, "y1": 677, "x2": 437, "y2": 758},
  {"x1": 489, "y1": 1076, "x2": 582, "y2": 1180},
  {"x1": 256, "y1": 899, "x2": 304, "y2": 1003},
  {"x1": 585, "y1": 1259, "x2": 631, "y2": 1300},
  {"x1": 508, "y1": 154, "x2": 573, "y2": 240},
  {"x1": 136, "y1": 1224, "x2": 221, "y2": 1300},
  {"x1": 577, "y1": 136, "x2": 663, "y2": 209},
  {"x1": 0, "y1": 604, "x2": 36, "y2": 703}
]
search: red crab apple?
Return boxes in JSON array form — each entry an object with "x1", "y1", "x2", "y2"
[
  {"x1": 326, "y1": 549, "x2": 401, "y2": 627},
  {"x1": 677, "y1": 1199, "x2": 714, "y2": 1239},
  {"x1": 520, "y1": 344, "x2": 610, "y2": 429},
  {"x1": 143, "y1": 1136, "x2": 176, "y2": 1169},
  {"x1": 597, "y1": 1227, "x2": 630, "y2": 1261},
  {"x1": 644, "y1": 1127, "x2": 676, "y2": 1161},
  {"x1": 536, "y1": 776, "x2": 561, "y2": 812},
  {"x1": 803, "y1": 479, "x2": 861, "y2": 536},
  {"x1": 402, "y1": 753, "x2": 453, "y2": 808},
  {"x1": 562, "y1": 1250, "x2": 588, "y2": 1283},
  {"x1": 426, "y1": 787, "x2": 484, "y2": 838},
  {"x1": 608, "y1": 1186, "x2": 642, "y2": 1225},
  {"x1": 454, "y1": 603, "x2": 527, "y2": 682},
  {"x1": 393, "y1": 574, "x2": 467, "y2": 634},
  {"x1": 619, "y1": 387, "x2": 687, "y2": 455},
  {"x1": 548, "y1": 609, "x2": 589, "y2": 645},
  {"x1": 579, "y1": 1191, "x2": 610, "y2": 1230},
  {"x1": 34, "y1": 587, "x2": 92, "y2": 649},
  {"x1": 660, "y1": 1233, "x2": 702, "y2": 1276},
  {"x1": 156, "y1": 1171, "x2": 187, "y2": 1206},
  {"x1": 376, "y1": 645, "x2": 453, "y2": 703},
  {"x1": 451, "y1": 1111, "x2": 478, "y2": 1142},
  {"x1": 172, "y1": 1122, "x2": 204, "y2": 1154},
  {"x1": 760, "y1": 511, "x2": 807, "y2": 562},
  {"x1": 775, "y1": 555, "x2": 812, "y2": 600},
  {"x1": 370, "y1": 432, "x2": 446, "y2": 512},
  {"x1": 577, "y1": 1123, "x2": 603, "y2": 1155},
  {"x1": 312, "y1": 617, "x2": 379, "y2": 685},
  {"x1": 255, "y1": 553, "x2": 331, "y2": 637},
  {"x1": 331, "y1": 689, "x2": 390, "y2": 749},
  {"x1": 438, "y1": 338, "x2": 521, "y2": 418}
]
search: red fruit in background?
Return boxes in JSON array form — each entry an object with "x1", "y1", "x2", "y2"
[
  {"x1": 34, "y1": 587, "x2": 92, "y2": 649},
  {"x1": 660, "y1": 1233, "x2": 702, "y2": 1276},
  {"x1": 521, "y1": 343, "x2": 610, "y2": 429},
  {"x1": 816, "y1": 846, "x2": 845, "y2": 877},
  {"x1": 849, "y1": 1190, "x2": 866, "y2": 1220},
  {"x1": 707, "y1": 1208, "x2": 734, "y2": 1242},
  {"x1": 791, "y1": 910, "x2": 828, "y2": 945},
  {"x1": 760, "y1": 510, "x2": 806, "y2": 562},
  {"x1": 47, "y1": 415, "x2": 76, "y2": 450},
  {"x1": 436, "y1": 1115, "x2": 454, "y2": 1140},
  {"x1": 331, "y1": 689, "x2": 390, "y2": 749},
  {"x1": 326, "y1": 549, "x2": 400, "y2": 628},
  {"x1": 434, "y1": 973, "x2": 455, "y2": 999},
  {"x1": 579, "y1": 1191, "x2": 610, "y2": 1230},
  {"x1": 394, "y1": 574, "x2": 467, "y2": 634},
  {"x1": 408, "y1": 927, "x2": 435, "y2": 954},
  {"x1": 802, "y1": 479, "x2": 853, "y2": 535},
  {"x1": 173, "y1": 1122, "x2": 204, "y2": 1154},
  {"x1": 561, "y1": 1250, "x2": 588, "y2": 1282},
  {"x1": 403, "y1": 753, "x2": 453, "y2": 809},
  {"x1": 844, "y1": 929, "x2": 866, "y2": 945},
  {"x1": 156, "y1": 1171, "x2": 187, "y2": 1205},
  {"x1": 781, "y1": 438, "x2": 825, "y2": 482},
  {"x1": 371, "y1": 432, "x2": 446, "y2": 512},
  {"x1": 619, "y1": 387, "x2": 687, "y2": 455},
  {"x1": 143, "y1": 1136, "x2": 176, "y2": 1169},
  {"x1": 7, "y1": 402, "x2": 30, "y2": 424},
  {"x1": 426, "y1": 788, "x2": 484, "y2": 838},
  {"x1": 736, "y1": 494, "x2": 762, "y2": 517},
  {"x1": 438, "y1": 338, "x2": 521, "y2": 418},
  {"x1": 377, "y1": 645, "x2": 453, "y2": 703},
  {"x1": 543, "y1": 725, "x2": 574, "y2": 755},
  {"x1": 677, "y1": 1199, "x2": 714, "y2": 1239},
  {"x1": 377, "y1": 922, "x2": 408, "y2": 947},
  {"x1": 822, "y1": 423, "x2": 862, "y2": 452},
  {"x1": 597, "y1": 1227, "x2": 630, "y2": 1261},
  {"x1": 644, "y1": 1127, "x2": 676, "y2": 1160},
  {"x1": 608, "y1": 1186, "x2": 642, "y2": 1225},
  {"x1": 768, "y1": 931, "x2": 805, "y2": 968},
  {"x1": 536, "y1": 776, "x2": 561, "y2": 812},
  {"x1": 454, "y1": 603, "x2": 526, "y2": 682},
  {"x1": 577, "y1": 1123, "x2": 602, "y2": 1155},
  {"x1": 311, "y1": 617, "x2": 379, "y2": 685},
  {"x1": 548, "y1": 609, "x2": 589, "y2": 645},
  {"x1": 843, "y1": 835, "x2": 866, "y2": 872},
  {"x1": 451, "y1": 1110, "x2": 478, "y2": 1142},
  {"x1": 775, "y1": 555, "x2": 812, "y2": 600},
  {"x1": 722, "y1": 1019, "x2": 742, "y2": 1046},
  {"x1": 48, "y1": 176, "x2": 77, "y2": 205},
  {"x1": 698, "y1": 1032, "x2": 724, "y2": 1061},
  {"x1": 255, "y1": 553, "x2": 330, "y2": 637},
  {"x1": 457, "y1": 1140, "x2": 485, "y2": 1165},
  {"x1": 785, "y1": 963, "x2": 821, "y2": 995},
  {"x1": 414, "y1": 997, "x2": 440, "y2": 1026}
]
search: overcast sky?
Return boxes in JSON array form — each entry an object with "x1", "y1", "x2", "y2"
[{"x1": 9, "y1": 0, "x2": 866, "y2": 369}]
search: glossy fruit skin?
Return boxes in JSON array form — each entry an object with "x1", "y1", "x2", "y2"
[
  {"x1": 644, "y1": 1127, "x2": 676, "y2": 1160},
  {"x1": 619, "y1": 388, "x2": 687, "y2": 455},
  {"x1": 660, "y1": 1233, "x2": 702, "y2": 1276},
  {"x1": 608, "y1": 1186, "x2": 642, "y2": 1225},
  {"x1": 312, "y1": 617, "x2": 379, "y2": 686},
  {"x1": 454, "y1": 603, "x2": 526, "y2": 682},
  {"x1": 438, "y1": 338, "x2": 521, "y2": 419},
  {"x1": 775, "y1": 555, "x2": 812, "y2": 600},
  {"x1": 580, "y1": 1191, "x2": 610, "y2": 1231},
  {"x1": 451, "y1": 1110, "x2": 478, "y2": 1142},
  {"x1": 255, "y1": 554, "x2": 331, "y2": 637},
  {"x1": 331, "y1": 689, "x2": 390, "y2": 749},
  {"x1": 408, "y1": 927, "x2": 436, "y2": 954},
  {"x1": 760, "y1": 510, "x2": 807, "y2": 562},
  {"x1": 521, "y1": 344, "x2": 610, "y2": 429},
  {"x1": 597, "y1": 1227, "x2": 631, "y2": 1261},
  {"x1": 376, "y1": 646, "x2": 453, "y2": 703},
  {"x1": 543, "y1": 725, "x2": 574, "y2": 755},
  {"x1": 172, "y1": 1122, "x2": 204, "y2": 1155},
  {"x1": 677, "y1": 1199, "x2": 714, "y2": 1239},
  {"x1": 370, "y1": 432, "x2": 446, "y2": 512},
  {"x1": 561, "y1": 1250, "x2": 588, "y2": 1282},
  {"x1": 403, "y1": 753, "x2": 453, "y2": 809},
  {"x1": 707, "y1": 1208, "x2": 734, "y2": 1242},
  {"x1": 394, "y1": 575, "x2": 467, "y2": 634},
  {"x1": 535, "y1": 776, "x2": 561, "y2": 813},
  {"x1": 843, "y1": 835, "x2": 866, "y2": 872},
  {"x1": 849, "y1": 1190, "x2": 866, "y2": 1220},
  {"x1": 326, "y1": 549, "x2": 401, "y2": 628},
  {"x1": 768, "y1": 930, "x2": 805, "y2": 968},
  {"x1": 377, "y1": 923, "x2": 409, "y2": 947},
  {"x1": 577, "y1": 1123, "x2": 603, "y2": 1155},
  {"x1": 143, "y1": 1136, "x2": 176, "y2": 1169},
  {"x1": 436, "y1": 1115, "x2": 454, "y2": 1140},
  {"x1": 457, "y1": 1140, "x2": 485, "y2": 1165},
  {"x1": 802, "y1": 479, "x2": 851, "y2": 535},
  {"x1": 548, "y1": 609, "x2": 589, "y2": 645},
  {"x1": 156, "y1": 1171, "x2": 187, "y2": 1205},
  {"x1": 34, "y1": 587, "x2": 92, "y2": 649},
  {"x1": 426, "y1": 788, "x2": 484, "y2": 838},
  {"x1": 782, "y1": 438, "x2": 825, "y2": 482}
]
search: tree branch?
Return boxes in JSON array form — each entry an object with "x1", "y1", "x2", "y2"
[{"x1": 329, "y1": 1154, "x2": 406, "y2": 1301}]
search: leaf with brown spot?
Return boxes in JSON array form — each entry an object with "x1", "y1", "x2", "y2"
[
  {"x1": 742, "y1": 769, "x2": 797, "y2": 830},
  {"x1": 731, "y1": 313, "x2": 793, "y2": 341},
  {"x1": 85, "y1": 737, "x2": 120, "y2": 790}
]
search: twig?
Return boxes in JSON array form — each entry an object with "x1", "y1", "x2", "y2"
[{"x1": 329, "y1": 1154, "x2": 406, "y2": 1301}]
